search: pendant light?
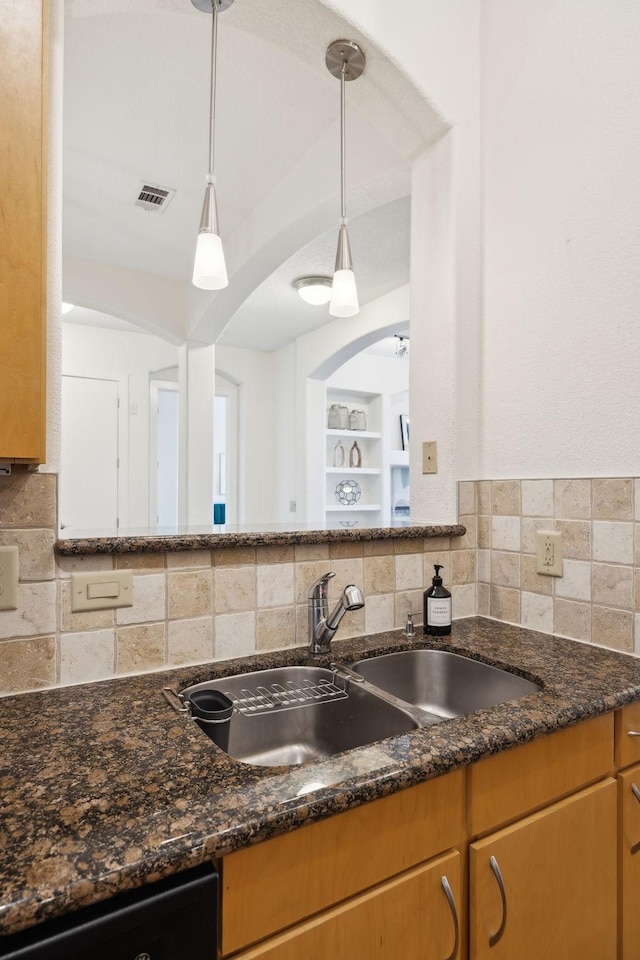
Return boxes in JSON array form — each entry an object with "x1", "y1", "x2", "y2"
[
  {"x1": 191, "y1": 0, "x2": 233, "y2": 290},
  {"x1": 325, "y1": 40, "x2": 365, "y2": 318}
]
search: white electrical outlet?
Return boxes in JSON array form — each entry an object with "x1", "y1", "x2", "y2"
[
  {"x1": 536, "y1": 530, "x2": 563, "y2": 577},
  {"x1": 0, "y1": 545, "x2": 19, "y2": 610}
]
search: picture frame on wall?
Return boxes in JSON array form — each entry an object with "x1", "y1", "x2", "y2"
[{"x1": 400, "y1": 414, "x2": 410, "y2": 450}]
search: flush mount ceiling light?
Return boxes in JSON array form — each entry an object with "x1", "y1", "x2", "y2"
[
  {"x1": 61, "y1": 302, "x2": 74, "y2": 315},
  {"x1": 326, "y1": 40, "x2": 365, "y2": 319},
  {"x1": 293, "y1": 277, "x2": 332, "y2": 306},
  {"x1": 191, "y1": 0, "x2": 233, "y2": 290}
]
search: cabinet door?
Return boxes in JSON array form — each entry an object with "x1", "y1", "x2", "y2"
[
  {"x1": 233, "y1": 852, "x2": 461, "y2": 960},
  {"x1": 618, "y1": 764, "x2": 640, "y2": 959},
  {"x1": 0, "y1": 0, "x2": 47, "y2": 462},
  {"x1": 223, "y1": 771, "x2": 463, "y2": 954},
  {"x1": 470, "y1": 779, "x2": 616, "y2": 960}
]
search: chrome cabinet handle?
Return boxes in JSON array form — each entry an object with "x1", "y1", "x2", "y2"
[
  {"x1": 627, "y1": 730, "x2": 640, "y2": 736},
  {"x1": 440, "y1": 876, "x2": 459, "y2": 960},
  {"x1": 631, "y1": 783, "x2": 640, "y2": 855},
  {"x1": 488, "y1": 855, "x2": 507, "y2": 947}
]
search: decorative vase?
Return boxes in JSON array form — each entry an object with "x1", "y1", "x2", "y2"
[
  {"x1": 328, "y1": 404, "x2": 349, "y2": 429},
  {"x1": 333, "y1": 440, "x2": 346, "y2": 467}
]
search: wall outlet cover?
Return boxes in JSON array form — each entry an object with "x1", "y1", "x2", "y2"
[{"x1": 536, "y1": 530, "x2": 563, "y2": 577}]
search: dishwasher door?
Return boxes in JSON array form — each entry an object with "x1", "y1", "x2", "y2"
[{"x1": 0, "y1": 864, "x2": 218, "y2": 960}]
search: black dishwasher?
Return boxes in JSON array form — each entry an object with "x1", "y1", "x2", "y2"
[{"x1": 0, "y1": 863, "x2": 218, "y2": 960}]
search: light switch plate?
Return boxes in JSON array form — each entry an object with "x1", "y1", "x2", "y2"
[
  {"x1": 536, "y1": 530, "x2": 563, "y2": 576},
  {"x1": 71, "y1": 570, "x2": 134, "y2": 612},
  {"x1": 0, "y1": 545, "x2": 19, "y2": 610},
  {"x1": 422, "y1": 441, "x2": 438, "y2": 474}
]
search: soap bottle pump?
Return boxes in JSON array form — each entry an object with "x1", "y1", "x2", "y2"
[{"x1": 423, "y1": 564, "x2": 452, "y2": 636}]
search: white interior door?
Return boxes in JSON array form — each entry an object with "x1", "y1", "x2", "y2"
[{"x1": 60, "y1": 375, "x2": 120, "y2": 534}]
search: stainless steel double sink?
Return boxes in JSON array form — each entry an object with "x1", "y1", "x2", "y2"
[{"x1": 179, "y1": 649, "x2": 542, "y2": 767}]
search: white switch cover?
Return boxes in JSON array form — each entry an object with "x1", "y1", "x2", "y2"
[
  {"x1": 0, "y1": 545, "x2": 19, "y2": 610},
  {"x1": 536, "y1": 530, "x2": 563, "y2": 577},
  {"x1": 71, "y1": 570, "x2": 134, "y2": 612}
]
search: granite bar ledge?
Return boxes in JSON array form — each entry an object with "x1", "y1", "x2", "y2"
[{"x1": 55, "y1": 523, "x2": 466, "y2": 555}]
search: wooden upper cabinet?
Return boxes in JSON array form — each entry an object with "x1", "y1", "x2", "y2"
[{"x1": 0, "y1": 0, "x2": 47, "y2": 463}]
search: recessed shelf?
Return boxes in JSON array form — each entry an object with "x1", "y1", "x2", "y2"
[
  {"x1": 325, "y1": 504, "x2": 382, "y2": 512},
  {"x1": 326, "y1": 429, "x2": 382, "y2": 440},
  {"x1": 325, "y1": 467, "x2": 381, "y2": 475}
]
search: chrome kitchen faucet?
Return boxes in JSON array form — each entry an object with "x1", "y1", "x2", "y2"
[{"x1": 308, "y1": 571, "x2": 364, "y2": 655}]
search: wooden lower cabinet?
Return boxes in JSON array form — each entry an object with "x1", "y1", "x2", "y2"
[
  {"x1": 469, "y1": 779, "x2": 617, "y2": 960},
  {"x1": 618, "y1": 764, "x2": 640, "y2": 958},
  {"x1": 232, "y1": 850, "x2": 461, "y2": 960}
]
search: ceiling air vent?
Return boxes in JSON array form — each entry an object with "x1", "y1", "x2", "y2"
[{"x1": 133, "y1": 182, "x2": 175, "y2": 213}]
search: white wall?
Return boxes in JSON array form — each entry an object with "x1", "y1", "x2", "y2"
[{"x1": 481, "y1": 0, "x2": 640, "y2": 478}]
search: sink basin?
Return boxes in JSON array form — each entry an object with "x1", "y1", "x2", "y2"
[
  {"x1": 181, "y1": 666, "x2": 418, "y2": 766},
  {"x1": 351, "y1": 650, "x2": 541, "y2": 720}
]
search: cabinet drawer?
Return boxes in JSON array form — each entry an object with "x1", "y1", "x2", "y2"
[
  {"x1": 618, "y1": 764, "x2": 640, "y2": 959},
  {"x1": 470, "y1": 779, "x2": 617, "y2": 960},
  {"x1": 615, "y1": 703, "x2": 640, "y2": 769},
  {"x1": 231, "y1": 851, "x2": 461, "y2": 960},
  {"x1": 468, "y1": 713, "x2": 613, "y2": 836},
  {"x1": 222, "y1": 770, "x2": 464, "y2": 955}
]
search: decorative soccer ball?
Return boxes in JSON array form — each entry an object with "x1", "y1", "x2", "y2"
[{"x1": 335, "y1": 480, "x2": 362, "y2": 505}]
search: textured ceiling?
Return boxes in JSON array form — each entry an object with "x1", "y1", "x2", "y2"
[{"x1": 63, "y1": 1, "x2": 445, "y2": 349}]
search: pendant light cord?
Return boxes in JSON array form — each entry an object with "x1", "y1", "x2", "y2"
[
  {"x1": 340, "y1": 60, "x2": 346, "y2": 222},
  {"x1": 208, "y1": 0, "x2": 219, "y2": 178}
]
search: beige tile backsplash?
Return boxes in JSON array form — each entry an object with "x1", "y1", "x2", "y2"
[
  {"x1": 474, "y1": 476, "x2": 640, "y2": 654},
  {"x1": 3, "y1": 472, "x2": 640, "y2": 696}
]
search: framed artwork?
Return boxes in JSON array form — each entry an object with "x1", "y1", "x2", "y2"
[{"x1": 400, "y1": 414, "x2": 410, "y2": 450}]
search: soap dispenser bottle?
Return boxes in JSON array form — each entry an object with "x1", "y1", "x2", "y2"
[{"x1": 423, "y1": 564, "x2": 452, "y2": 635}]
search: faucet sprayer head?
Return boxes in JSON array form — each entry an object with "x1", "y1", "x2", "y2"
[{"x1": 342, "y1": 584, "x2": 364, "y2": 611}]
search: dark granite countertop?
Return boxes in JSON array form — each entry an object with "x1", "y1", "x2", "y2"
[
  {"x1": 2, "y1": 616, "x2": 640, "y2": 938},
  {"x1": 55, "y1": 523, "x2": 466, "y2": 554}
]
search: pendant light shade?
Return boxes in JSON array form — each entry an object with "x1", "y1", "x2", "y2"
[
  {"x1": 330, "y1": 221, "x2": 358, "y2": 317},
  {"x1": 193, "y1": 231, "x2": 228, "y2": 290},
  {"x1": 191, "y1": 0, "x2": 233, "y2": 291},
  {"x1": 326, "y1": 40, "x2": 365, "y2": 319},
  {"x1": 192, "y1": 179, "x2": 228, "y2": 289},
  {"x1": 330, "y1": 269, "x2": 359, "y2": 318}
]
